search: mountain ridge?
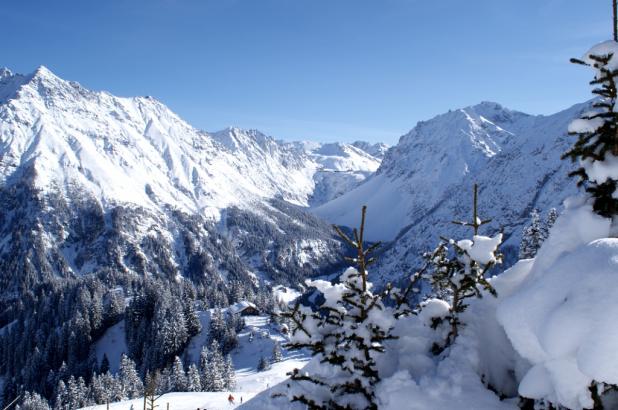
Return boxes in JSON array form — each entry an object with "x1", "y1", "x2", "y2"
[
  {"x1": 315, "y1": 99, "x2": 590, "y2": 284},
  {"x1": 0, "y1": 66, "x2": 386, "y2": 294}
]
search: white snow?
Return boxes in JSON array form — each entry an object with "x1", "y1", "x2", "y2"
[
  {"x1": 94, "y1": 321, "x2": 128, "y2": 374},
  {"x1": 582, "y1": 40, "x2": 618, "y2": 73},
  {"x1": 568, "y1": 117, "x2": 605, "y2": 134},
  {"x1": 495, "y1": 198, "x2": 618, "y2": 409},
  {"x1": 457, "y1": 234, "x2": 503, "y2": 265},
  {"x1": 582, "y1": 154, "x2": 618, "y2": 185},
  {"x1": 272, "y1": 285, "x2": 301, "y2": 305}
]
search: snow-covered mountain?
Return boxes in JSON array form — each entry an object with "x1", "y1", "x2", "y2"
[
  {"x1": 0, "y1": 66, "x2": 383, "y2": 292},
  {"x1": 351, "y1": 141, "x2": 390, "y2": 159},
  {"x1": 0, "y1": 66, "x2": 381, "y2": 214},
  {"x1": 209, "y1": 128, "x2": 382, "y2": 207},
  {"x1": 315, "y1": 101, "x2": 589, "y2": 283}
]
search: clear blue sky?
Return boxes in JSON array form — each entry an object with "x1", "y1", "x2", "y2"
[{"x1": 0, "y1": 0, "x2": 610, "y2": 143}]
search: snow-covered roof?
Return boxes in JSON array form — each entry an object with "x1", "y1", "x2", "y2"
[{"x1": 228, "y1": 300, "x2": 258, "y2": 315}]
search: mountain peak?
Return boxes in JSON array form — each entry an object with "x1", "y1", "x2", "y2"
[
  {"x1": 30, "y1": 65, "x2": 61, "y2": 83},
  {"x1": 471, "y1": 100, "x2": 505, "y2": 110},
  {"x1": 465, "y1": 101, "x2": 529, "y2": 124},
  {"x1": 0, "y1": 67, "x2": 12, "y2": 80}
]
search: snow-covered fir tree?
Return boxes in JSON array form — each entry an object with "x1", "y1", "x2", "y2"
[
  {"x1": 564, "y1": 32, "x2": 618, "y2": 231},
  {"x1": 257, "y1": 355, "x2": 270, "y2": 372},
  {"x1": 54, "y1": 380, "x2": 68, "y2": 410},
  {"x1": 201, "y1": 340, "x2": 226, "y2": 391},
  {"x1": 157, "y1": 367, "x2": 173, "y2": 394},
  {"x1": 90, "y1": 371, "x2": 119, "y2": 404},
  {"x1": 118, "y1": 354, "x2": 143, "y2": 399},
  {"x1": 65, "y1": 375, "x2": 90, "y2": 409},
  {"x1": 283, "y1": 206, "x2": 397, "y2": 410},
  {"x1": 545, "y1": 208, "x2": 559, "y2": 237},
  {"x1": 182, "y1": 284, "x2": 202, "y2": 337},
  {"x1": 207, "y1": 308, "x2": 239, "y2": 354},
  {"x1": 187, "y1": 363, "x2": 202, "y2": 392},
  {"x1": 15, "y1": 392, "x2": 51, "y2": 410},
  {"x1": 208, "y1": 308, "x2": 226, "y2": 344},
  {"x1": 271, "y1": 341, "x2": 283, "y2": 363},
  {"x1": 520, "y1": 208, "x2": 559, "y2": 259},
  {"x1": 224, "y1": 355, "x2": 236, "y2": 390},
  {"x1": 198, "y1": 344, "x2": 210, "y2": 390},
  {"x1": 519, "y1": 209, "x2": 543, "y2": 259},
  {"x1": 170, "y1": 356, "x2": 188, "y2": 392},
  {"x1": 427, "y1": 184, "x2": 502, "y2": 351}
]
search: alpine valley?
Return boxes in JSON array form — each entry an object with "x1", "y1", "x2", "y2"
[{"x1": 0, "y1": 66, "x2": 589, "y2": 407}]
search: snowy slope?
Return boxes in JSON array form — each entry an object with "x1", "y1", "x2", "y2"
[
  {"x1": 94, "y1": 321, "x2": 128, "y2": 374},
  {"x1": 315, "y1": 101, "x2": 588, "y2": 283},
  {"x1": 81, "y1": 314, "x2": 309, "y2": 410}
]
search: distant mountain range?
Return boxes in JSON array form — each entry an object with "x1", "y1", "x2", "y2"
[
  {"x1": 0, "y1": 66, "x2": 386, "y2": 294},
  {"x1": 0, "y1": 65, "x2": 586, "y2": 293}
]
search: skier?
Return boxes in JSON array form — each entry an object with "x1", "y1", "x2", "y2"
[{"x1": 228, "y1": 394, "x2": 235, "y2": 405}]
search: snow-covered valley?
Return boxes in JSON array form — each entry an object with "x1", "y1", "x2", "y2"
[{"x1": 2, "y1": 41, "x2": 618, "y2": 410}]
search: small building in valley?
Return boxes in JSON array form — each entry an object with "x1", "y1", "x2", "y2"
[{"x1": 229, "y1": 300, "x2": 260, "y2": 316}]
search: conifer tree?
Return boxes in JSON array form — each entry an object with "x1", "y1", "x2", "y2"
[
  {"x1": 519, "y1": 209, "x2": 543, "y2": 259},
  {"x1": 118, "y1": 354, "x2": 143, "y2": 399},
  {"x1": 427, "y1": 184, "x2": 502, "y2": 351},
  {"x1": 283, "y1": 206, "x2": 397, "y2": 410},
  {"x1": 187, "y1": 364, "x2": 202, "y2": 392},
  {"x1": 157, "y1": 367, "x2": 173, "y2": 394},
  {"x1": 548, "y1": 3, "x2": 618, "y2": 407},
  {"x1": 170, "y1": 356, "x2": 187, "y2": 392},
  {"x1": 198, "y1": 345, "x2": 210, "y2": 389},
  {"x1": 271, "y1": 341, "x2": 283, "y2": 363},
  {"x1": 99, "y1": 353, "x2": 110, "y2": 375},
  {"x1": 184, "y1": 295, "x2": 202, "y2": 337},
  {"x1": 16, "y1": 392, "x2": 51, "y2": 410},
  {"x1": 208, "y1": 308, "x2": 225, "y2": 345},
  {"x1": 54, "y1": 380, "x2": 68, "y2": 410},
  {"x1": 90, "y1": 371, "x2": 116, "y2": 404},
  {"x1": 224, "y1": 355, "x2": 236, "y2": 390},
  {"x1": 202, "y1": 340, "x2": 225, "y2": 391},
  {"x1": 563, "y1": 9, "x2": 618, "y2": 229},
  {"x1": 64, "y1": 376, "x2": 89, "y2": 409},
  {"x1": 543, "y1": 208, "x2": 559, "y2": 241},
  {"x1": 257, "y1": 355, "x2": 270, "y2": 372}
]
